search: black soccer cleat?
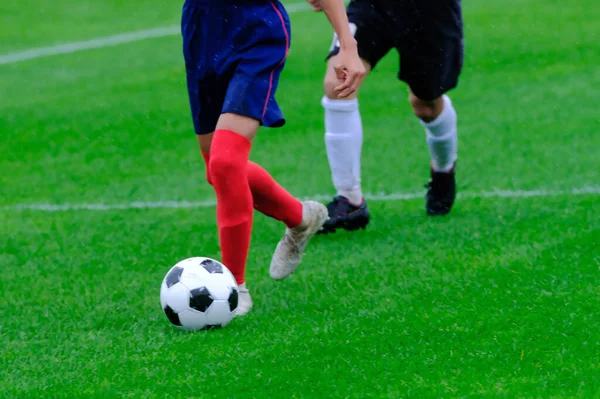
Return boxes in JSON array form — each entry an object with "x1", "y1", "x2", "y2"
[
  {"x1": 425, "y1": 165, "x2": 456, "y2": 216},
  {"x1": 318, "y1": 195, "x2": 370, "y2": 234}
]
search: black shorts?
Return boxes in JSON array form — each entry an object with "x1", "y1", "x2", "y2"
[{"x1": 327, "y1": 0, "x2": 464, "y2": 101}]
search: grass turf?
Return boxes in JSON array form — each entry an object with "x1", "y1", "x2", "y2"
[{"x1": 1, "y1": 0, "x2": 599, "y2": 397}]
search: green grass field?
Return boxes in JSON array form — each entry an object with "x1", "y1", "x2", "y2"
[{"x1": 1, "y1": 0, "x2": 599, "y2": 397}]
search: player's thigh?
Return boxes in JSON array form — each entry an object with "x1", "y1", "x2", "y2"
[
  {"x1": 396, "y1": 0, "x2": 464, "y2": 102},
  {"x1": 185, "y1": 69, "x2": 227, "y2": 137},
  {"x1": 215, "y1": 114, "x2": 260, "y2": 141},
  {"x1": 324, "y1": 56, "x2": 372, "y2": 100},
  {"x1": 398, "y1": 35, "x2": 463, "y2": 101},
  {"x1": 221, "y1": 1, "x2": 291, "y2": 138},
  {"x1": 325, "y1": 0, "x2": 393, "y2": 97}
]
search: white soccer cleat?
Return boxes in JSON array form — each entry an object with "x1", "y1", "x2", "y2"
[
  {"x1": 235, "y1": 283, "x2": 253, "y2": 317},
  {"x1": 269, "y1": 201, "x2": 329, "y2": 280}
]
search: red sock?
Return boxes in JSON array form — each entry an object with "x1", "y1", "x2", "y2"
[
  {"x1": 247, "y1": 162, "x2": 302, "y2": 228},
  {"x1": 208, "y1": 130, "x2": 253, "y2": 285},
  {"x1": 202, "y1": 152, "x2": 302, "y2": 229}
]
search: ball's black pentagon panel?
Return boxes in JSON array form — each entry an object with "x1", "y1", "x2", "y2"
[
  {"x1": 163, "y1": 305, "x2": 181, "y2": 326},
  {"x1": 165, "y1": 266, "x2": 184, "y2": 288},
  {"x1": 200, "y1": 259, "x2": 223, "y2": 274},
  {"x1": 228, "y1": 287, "x2": 238, "y2": 312},
  {"x1": 189, "y1": 287, "x2": 213, "y2": 312}
]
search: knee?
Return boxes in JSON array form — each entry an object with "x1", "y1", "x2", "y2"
[
  {"x1": 323, "y1": 73, "x2": 340, "y2": 100},
  {"x1": 207, "y1": 130, "x2": 251, "y2": 185},
  {"x1": 322, "y1": 73, "x2": 360, "y2": 112},
  {"x1": 208, "y1": 153, "x2": 237, "y2": 184},
  {"x1": 324, "y1": 55, "x2": 370, "y2": 99},
  {"x1": 409, "y1": 93, "x2": 443, "y2": 123},
  {"x1": 324, "y1": 66, "x2": 362, "y2": 100}
]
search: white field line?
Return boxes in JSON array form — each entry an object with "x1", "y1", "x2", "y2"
[
  {"x1": 0, "y1": 2, "x2": 311, "y2": 66},
  {"x1": 1, "y1": 186, "x2": 598, "y2": 213},
  {"x1": 1, "y1": 9, "x2": 598, "y2": 211}
]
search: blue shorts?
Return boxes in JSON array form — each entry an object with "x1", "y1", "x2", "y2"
[{"x1": 181, "y1": 0, "x2": 291, "y2": 135}]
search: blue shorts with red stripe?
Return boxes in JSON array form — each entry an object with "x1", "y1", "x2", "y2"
[{"x1": 181, "y1": 0, "x2": 291, "y2": 135}]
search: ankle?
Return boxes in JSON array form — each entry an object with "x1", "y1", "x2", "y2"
[{"x1": 337, "y1": 189, "x2": 363, "y2": 206}]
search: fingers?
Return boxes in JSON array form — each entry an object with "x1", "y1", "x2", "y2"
[
  {"x1": 333, "y1": 78, "x2": 353, "y2": 98},
  {"x1": 334, "y1": 77, "x2": 356, "y2": 98},
  {"x1": 334, "y1": 64, "x2": 346, "y2": 81},
  {"x1": 333, "y1": 64, "x2": 365, "y2": 99}
]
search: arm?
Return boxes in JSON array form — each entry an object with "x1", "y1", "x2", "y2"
[
  {"x1": 316, "y1": 0, "x2": 357, "y2": 51},
  {"x1": 312, "y1": 0, "x2": 365, "y2": 98}
]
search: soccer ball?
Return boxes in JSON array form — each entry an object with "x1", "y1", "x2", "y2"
[{"x1": 160, "y1": 257, "x2": 238, "y2": 331}]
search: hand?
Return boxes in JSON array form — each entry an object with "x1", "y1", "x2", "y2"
[
  {"x1": 333, "y1": 44, "x2": 366, "y2": 98},
  {"x1": 306, "y1": 0, "x2": 322, "y2": 11}
]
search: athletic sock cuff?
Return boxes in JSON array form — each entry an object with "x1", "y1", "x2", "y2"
[
  {"x1": 419, "y1": 94, "x2": 453, "y2": 129},
  {"x1": 321, "y1": 96, "x2": 359, "y2": 112},
  {"x1": 212, "y1": 129, "x2": 252, "y2": 157}
]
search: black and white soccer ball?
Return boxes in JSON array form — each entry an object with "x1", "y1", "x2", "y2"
[{"x1": 160, "y1": 257, "x2": 238, "y2": 331}]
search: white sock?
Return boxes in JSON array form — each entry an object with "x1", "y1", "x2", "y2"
[
  {"x1": 420, "y1": 95, "x2": 458, "y2": 172},
  {"x1": 322, "y1": 96, "x2": 364, "y2": 205}
]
